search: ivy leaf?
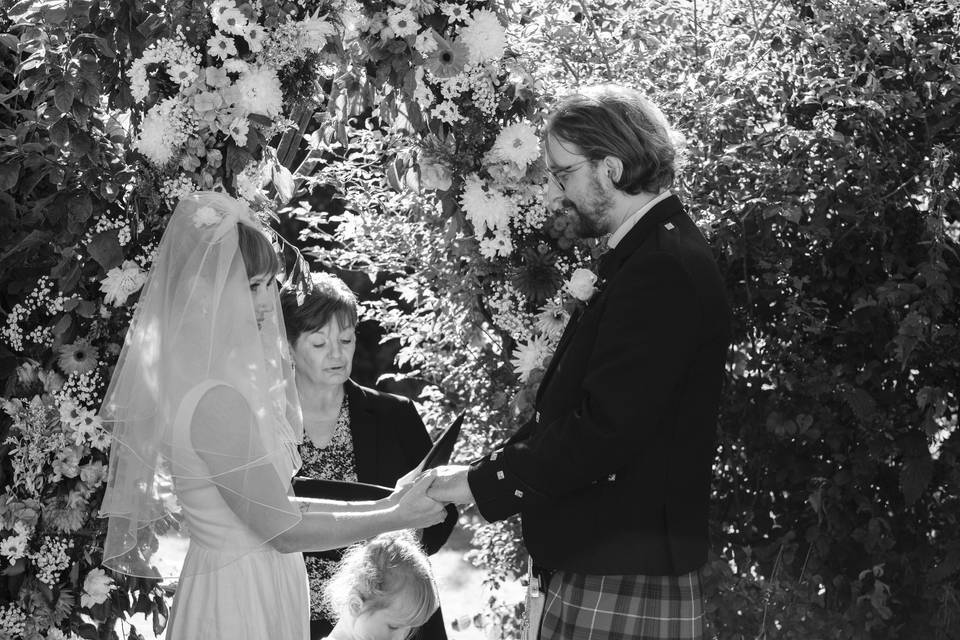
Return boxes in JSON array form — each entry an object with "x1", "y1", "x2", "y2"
[{"x1": 900, "y1": 451, "x2": 933, "y2": 505}]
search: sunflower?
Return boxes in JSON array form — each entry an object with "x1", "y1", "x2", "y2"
[
  {"x1": 424, "y1": 36, "x2": 469, "y2": 79},
  {"x1": 57, "y1": 340, "x2": 99, "y2": 376},
  {"x1": 510, "y1": 248, "x2": 563, "y2": 305}
]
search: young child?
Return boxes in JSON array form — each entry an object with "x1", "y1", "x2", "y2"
[{"x1": 323, "y1": 532, "x2": 440, "y2": 640}]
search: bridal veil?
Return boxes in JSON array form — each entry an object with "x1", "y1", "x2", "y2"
[{"x1": 99, "y1": 192, "x2": 303, "y2": 578}]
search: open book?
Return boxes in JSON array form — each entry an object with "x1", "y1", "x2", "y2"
[{"x1": 291, "y1": 412, "x2": 465, "y2": 501}]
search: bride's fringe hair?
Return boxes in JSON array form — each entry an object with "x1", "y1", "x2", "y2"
[
  {"x1": 237, "y1": 222, "x2": 281, "y2": 279},
  {"x1": 324, "y1": 530, "x2": 439, "y2": 627}
]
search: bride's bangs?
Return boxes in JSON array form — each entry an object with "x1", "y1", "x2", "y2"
[{"x1": 237, "y1": 223, "x2": 280, "y2": 279}]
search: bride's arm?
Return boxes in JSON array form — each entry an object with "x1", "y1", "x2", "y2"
[{"x1": 190, "y1": 385, "x2": 445, "y2": 553}]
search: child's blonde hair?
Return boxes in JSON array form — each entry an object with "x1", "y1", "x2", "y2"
[{"x1": 324, "y1": 531, "x2": 439, "y2": 626}]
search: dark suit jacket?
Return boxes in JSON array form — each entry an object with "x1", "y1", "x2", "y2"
[
  {"x1": 293, "y1": 380, "x2": 456, "y2": 639},
  {"x1": 468, "y1": 194, "x2": 732, "y2": 576}
]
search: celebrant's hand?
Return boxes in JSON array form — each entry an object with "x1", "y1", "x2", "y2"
[
  {"x1": 394, "y1": 471, "x2": 447, "y2": 529},
  {"x1": 426, "y1": 465, "x2": 474, "y2": 505}
]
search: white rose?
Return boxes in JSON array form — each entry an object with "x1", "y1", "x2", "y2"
[
  {"x1": 81, "y1": 567, "x2": 115, "y2": 608},
  {"x1": 565, "y1": 268, "x2": 598, "y2": 301}
]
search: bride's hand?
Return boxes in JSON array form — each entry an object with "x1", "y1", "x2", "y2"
[
  {"x1": 393, "y1": 471, "x2": 447, "y2": 529},
  {"x1": 394, "y1": 463, "x2": 424, "y2": 491}
]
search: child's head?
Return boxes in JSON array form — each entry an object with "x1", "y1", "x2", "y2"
[{"x1": 325, "y1": 532, "x2": 439, "y2": 640}]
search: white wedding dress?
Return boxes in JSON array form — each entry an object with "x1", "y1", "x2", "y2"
[{"x1": 165, "y1": 381, "x2": 310, "y2": 640}]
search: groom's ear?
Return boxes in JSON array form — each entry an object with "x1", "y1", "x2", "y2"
[{"x1": 601, "y1": 156, "x2": 624, "y2": 185}]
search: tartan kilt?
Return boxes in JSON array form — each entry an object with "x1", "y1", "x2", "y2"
[{"x1": 539, "y1": 569, "x2": 705, "y2": 640}]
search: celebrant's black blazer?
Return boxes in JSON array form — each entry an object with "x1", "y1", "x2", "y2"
[
  {"x1": 468, "y1": 194, "x2": 732, "y2": 576},
  {"x1": 295, "y1": 380, "x2": 456, "y2": 640}
]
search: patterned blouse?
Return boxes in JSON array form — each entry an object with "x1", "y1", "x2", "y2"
[{"x1": 298, "y1": 395, "x2": 357, "y2": 621}]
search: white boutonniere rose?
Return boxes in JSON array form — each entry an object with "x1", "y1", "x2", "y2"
[{"x1": 565, "y1": 268, "x2": 599, "y2": 302}]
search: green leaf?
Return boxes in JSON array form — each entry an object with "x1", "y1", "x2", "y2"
[
  {"x1": 900, "y1": 452, "x2": 933, "y2": 505},
  {"x1": 0, "y1": 34, "x2": 19, "y2": 51},
  {"x1": 52, "y1": 313, "x2": 73, "y2": 338},
  {"x1": 87, "y1": 229, "x2": 123, "y2": 270},
  {"x1": 49, "y1": 116, "x2": 71, "y2": 147},
  {"x1": 0, "y1": 160, "x2": 20, "y2": 191},
  {"x1": 272, "y1": 162, "x2": 294, "y2": 203}
]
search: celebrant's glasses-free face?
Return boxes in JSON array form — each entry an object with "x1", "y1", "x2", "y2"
[{"x1": 547, "y1": 158, "x2": 592, "y2": 192}]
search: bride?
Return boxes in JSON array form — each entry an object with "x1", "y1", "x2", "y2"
[{"x1": 98, "y1": 192, "x2": 445, "y2": 639}]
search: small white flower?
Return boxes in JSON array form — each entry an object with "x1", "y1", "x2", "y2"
[
  {"x1": 228, "y1": 117, "x2": 249, "y2": 146},
  {"x1": 100, "y1": 260, "x2": 147, "y2": 306},
  {"x1": 207, "y1": 33, "x2": 238, "y2": 60},
  {"x1": 440, "y1": 2, "x2": 468, "y2": 23},
  {"x1": 168, "y1": 62, "x2": 197, "y2": 87},
  {"x1": 244, "y1": 25, "x2": 266, "y2": 52},
  {"x1": 214, "y1": 7, "x2": 248, "y2": 35},
  {"x1": 387, "y1": 8, "x2": 419, "y2": 37},
  {"x1": 432, "y1": 99, "x2": 462, "y2": 125},
  {"x1": 511, "y1": 335, "x2": 551, "y2": 382},
  {"x1": 223, "y1": 58, "x2": 249, "y2": 74},
  {"x1": 565, "y1": 268, "x2": 598, "y2": 301},
  {"x1": 81, "y1": 568, "x2": 115, "y2": 608},
  {"x1": 0, "y1": 534, "x2": 27, "y2": 565},
  {"x1": 478, "y1": 233, "x2": 513, "y2": 259}
]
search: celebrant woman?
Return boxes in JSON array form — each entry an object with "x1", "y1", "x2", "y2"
[
  {"x1": 98, "y1": 192, "x2": 446, "y2": 640},
  {"x1": 280, "y1": 273, "x2": 456, "y2": 640}
]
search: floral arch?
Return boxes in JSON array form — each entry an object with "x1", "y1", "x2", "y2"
[{"x1": 0, "y1": 0, "x2": 591, "y2": 636}]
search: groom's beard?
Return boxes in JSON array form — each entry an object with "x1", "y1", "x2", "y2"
[{"x1": 566, "y1": 175, "x2": 615, "y2": 239}]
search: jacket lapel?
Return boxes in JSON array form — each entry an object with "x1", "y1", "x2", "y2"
[
  {"x1": 536, "y1": 195, "x2": 685, "y2": 406},
  {"x1": 345, "y1": 380, "x2": 379, "y2": 484}
]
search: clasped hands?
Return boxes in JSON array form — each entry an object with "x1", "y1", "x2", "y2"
[{"x1": 391, "y1": 465, "x2": 473, "y2": 529}]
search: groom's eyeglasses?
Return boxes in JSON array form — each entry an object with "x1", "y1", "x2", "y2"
[{"x1": 546, "y1": 158, "x2": 592, "y2": 192}]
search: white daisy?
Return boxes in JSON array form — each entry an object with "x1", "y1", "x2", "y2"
[
  {"x1": 440, "y1": 2, "x2": 468, "y2": 23},
  {"x1": 510, "y1": 335, "x2": 551, "y2": 382},
  {"x1": 214, "y1": 7, "x2": 248, "y2": 35},
  {"x1": 387, "y1": 8, "x2": 419, "y2": 37},
  {"x1": 207, "y1": 33, "x2": 238, "y2": 60},
  {"x1": 244, "y1": 25, "x2": 266, "y2": 52}
]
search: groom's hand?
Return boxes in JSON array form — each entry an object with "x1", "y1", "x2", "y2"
[{"x1": 426, "y1": 465, "x2": 474, "y2": 505}]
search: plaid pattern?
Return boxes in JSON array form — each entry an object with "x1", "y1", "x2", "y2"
[{"x1": 539, "y1": 569, "x2": 704, "y2": 640}]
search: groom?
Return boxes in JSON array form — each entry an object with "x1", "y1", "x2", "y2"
[{"x1": 429, "y1": 85, "x2": 731, "y2": 639}]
